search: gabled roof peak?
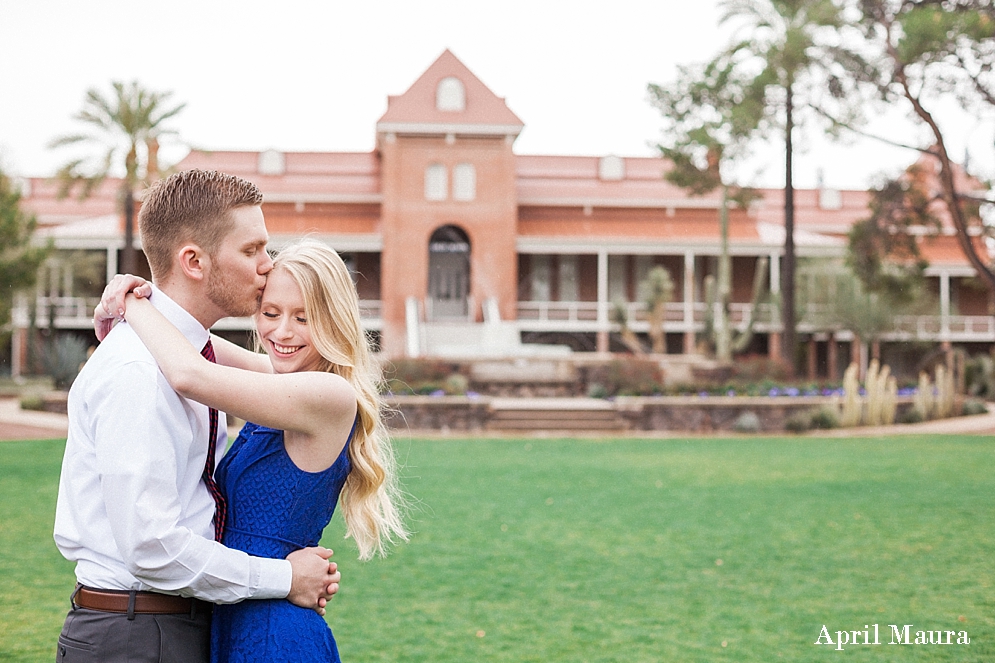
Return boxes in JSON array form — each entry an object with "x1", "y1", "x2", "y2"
[{"x1": 376, "y1": 49, "x2": 524, "y2": 137}]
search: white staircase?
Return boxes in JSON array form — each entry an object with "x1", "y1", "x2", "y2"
[{"x1": 412, "y1": 297, "x2": 571, "y2": 359}]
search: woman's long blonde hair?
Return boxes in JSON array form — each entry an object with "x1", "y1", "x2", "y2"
[{"x1": 269, "y1": 239, "x2": 407, "y2": 560}]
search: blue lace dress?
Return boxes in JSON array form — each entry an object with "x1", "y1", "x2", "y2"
[{"x1": 211, "y1": 421, "x2": 352, "y2": 663}]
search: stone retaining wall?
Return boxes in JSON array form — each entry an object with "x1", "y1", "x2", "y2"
[{"x1": 387, "y1": 394, "x2": 918, "y2": 434}]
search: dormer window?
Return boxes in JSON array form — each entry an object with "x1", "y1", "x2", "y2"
[
  {"x1": 258, "y1": 149, "x2": 286, "y2": 175},
  {"x1": 819, "y1": 188, "x2": 842, "y2": 210},
  {"x1": 436, "y1": 77, "x2": 465, "y2": 112},
  {"x1": 598, "y1": 155, "x2": 625, "y2": 181}
]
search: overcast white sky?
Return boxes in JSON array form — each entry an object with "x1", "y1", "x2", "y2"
[{"x1": 1, "y1": 0, "x2": 992, "y2": 190}]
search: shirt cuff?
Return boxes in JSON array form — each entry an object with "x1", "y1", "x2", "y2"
[{"x1": 253, "y1": 558, "x2": 293, "y2": 600}]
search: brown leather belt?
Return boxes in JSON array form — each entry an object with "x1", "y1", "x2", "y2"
[{"x1": 72, "y1": 585, "x2": 207, "y2": 616}]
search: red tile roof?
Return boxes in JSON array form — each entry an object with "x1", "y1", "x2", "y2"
[
  {"x1": 21, "y1": 177, "x2": 121, "y2": 225},
  {"x1": 177, "y1": 150, "x2": 381, "y2": 200}
]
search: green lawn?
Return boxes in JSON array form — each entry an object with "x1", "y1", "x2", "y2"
[{"x1": 2, "y1": 435, "x2": 993, "y2": 662}]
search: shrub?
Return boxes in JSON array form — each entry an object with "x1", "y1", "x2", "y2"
[
  {"x1": 443, "y1": 373, "x2": 469, "y2": 395},
  {"x1": 809, "y1": 407, "x2": 840, "y2": 430},
  {"x1": 731, "y1": 355, "x2": 793, "y2": 383},
  {"x1": 962, "y1": 399, "x2": 989, "y2": 416},
  {"x1": 19, "y1": 394, "x2": 44, "y2": 411},
  {"x1": 605, "y1": 359, "x2": 663, "y2": 396},
  {"x1": 898, "y1": 407, "x2": 925, "y2": 425},
  {"x1": 784, "y1": 411, "x2": 811, "y2": 433},
  {"x1": 384, "y1": 359, "x2": 462, "y2": 395},
  {"x1": 586, "y1": 359, "x2": 663, "y2": 396},
  {"x1": 965, "y1": 354, "x2": 995, "y2": 398},
  {"x1": 587, "y1": 382, "x2": 609, "y2": 399},
  {"x1": 40, "y1": 334, "x2": 89, "y2": 390},
  {"x1": 732, "y1": 411, "x2": 761, "y2": 433}
]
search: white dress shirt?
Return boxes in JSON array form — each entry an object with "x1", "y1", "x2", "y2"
[{"x1": 54, "y1": 286, "x2": 292, "y2": 603}]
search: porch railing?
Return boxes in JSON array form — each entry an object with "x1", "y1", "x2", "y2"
[
  {"x1": 517, "y1": 300, "x2": 995, "y2": 342},
  {"x1": 516, "y1": 301, "x2": 779, "y2": 327}
]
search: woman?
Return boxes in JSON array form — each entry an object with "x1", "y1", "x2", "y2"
[{"x1": 99, "y1": 239, "x2": 407, "y2": 662}]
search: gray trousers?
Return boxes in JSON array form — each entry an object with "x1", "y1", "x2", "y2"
[{"x1": 56, "y1": 605, "x2": 211, "y2": 663}]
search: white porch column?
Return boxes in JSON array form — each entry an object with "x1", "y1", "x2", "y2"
[
  {"x1": 683, "y1": 251, "x2": 696, "y2": 354},
  {"x1": 769, "y1": 252, "x2": 781, "y2": 295},
  {"x1": 405, "y1": 296, "x2": 421, "y2": 358},
  {"x1": 597, "y1": 250, "x2": 609, "y2": 325},
  {"x1": 683, "y1": 251, "x2": 695, "y2": 326},
  {"x1": 596, "y1": 250, "x2": 609, "y2": 352},
  {"x1": 768, "y1": 252, "x2": 783, "y2": 360},
  {"x1": 939, "y1": 271, "x2": 951, "y2": 340},
  {"x1": 106, "y1": 245, "x2": 118, "y2": 284},
  {"x1": 10, "y1": 294, "x2": 27, "y2": 379}
]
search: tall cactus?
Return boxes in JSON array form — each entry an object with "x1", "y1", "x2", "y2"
[
  {"x1": 609, "y1": 300, "x2": 646, "y2": 355},
  {"x1": 640, "y1": 265, "x2": 675, "y2": 354},
  {"x1": 700, "y1": 253, "x2": 769, "y2": 362}
]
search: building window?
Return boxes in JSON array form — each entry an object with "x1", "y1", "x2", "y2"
[
  {"x1": 425, "y1": 163, "x2": 448, "y2": 201},
  {"x1": 453, "y1": 163, "x2": 476, "y2": 201},
  {"x1": 634, "y1": 255, "x2": 652, "y2": 292},
  {"x1": 559, "y1": 255, "x2": 579, "y2": 301},
  {"x1": 436, "y1": 77, "x2": 465, "y2": 112},
  {"x1": 608, "y1": 255, "x2": 628, "y2": 302},
  {"x1": 531, "y1": 255, "x2": 551, "y2": 301}
]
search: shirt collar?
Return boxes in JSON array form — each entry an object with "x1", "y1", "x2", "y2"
[{"x1": 148, "y1": 285, "x2": 211, "y2": 350}]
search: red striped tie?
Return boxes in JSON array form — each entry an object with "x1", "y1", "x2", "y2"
[{"x1": 200, "y1": 339, "x2": 227, "y2": 542}]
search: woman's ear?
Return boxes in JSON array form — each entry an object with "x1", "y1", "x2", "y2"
[{"x1": 176, "y1": 244, "x2": 210, "y2": 282}]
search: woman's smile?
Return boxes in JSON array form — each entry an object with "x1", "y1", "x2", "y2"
[{"x1": 256, "y1": 267, "x2": 322, "y2": 373}]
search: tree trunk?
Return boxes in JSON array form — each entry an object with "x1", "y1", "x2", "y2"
[
  {"x1": 781, "y1": 82, "x2": 797, "y2": 375},
  {"x1": 122, "y1": 186, "x2": 136, "y2": 275},
  {"x1": 717, "y1": 183, "x2": 732, "y2": 363},
  {"x1": 650, "y1": 302, "x2": 666, "y2": 354},
  {"x1": 146, "y1": 137, "x2": 160, "y2": 183}
]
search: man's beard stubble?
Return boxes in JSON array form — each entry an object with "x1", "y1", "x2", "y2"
[{"x1": 206, "y1": 266, "x2": 260, "y2": 318}]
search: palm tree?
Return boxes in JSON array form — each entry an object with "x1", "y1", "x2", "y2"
[
  {"x1": 50, "y1": 81, "x2": 185, "y2": 274},
  {"x1": 718, "y1": 0, "x2": 843, "y2": 373}
]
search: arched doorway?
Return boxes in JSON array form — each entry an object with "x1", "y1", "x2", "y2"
[{"x1": 428, "y1": 225, "x2": 470, "y2": 319}]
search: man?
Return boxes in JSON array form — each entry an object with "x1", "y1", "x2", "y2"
[{"x1": 54, "y1": 170, "x2": 339, "y2": 662}]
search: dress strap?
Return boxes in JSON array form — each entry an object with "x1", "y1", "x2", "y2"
[{"x1": 347, "y1": 415, "x2": 359, "y2": 445}]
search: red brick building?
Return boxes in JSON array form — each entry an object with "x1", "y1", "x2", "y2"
[{"x1": 12, "y1": 50, "x2": 994, "y2": 378}]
